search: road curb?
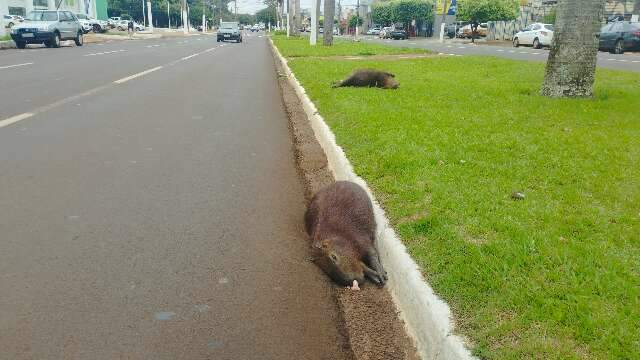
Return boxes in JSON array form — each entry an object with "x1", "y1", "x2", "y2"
[
  {"x1": 0, "y1": 40, "x2": 16, "y2": 49},
  {"x1": 269, "y1": 38, "x2": 476, "y2": 360}
]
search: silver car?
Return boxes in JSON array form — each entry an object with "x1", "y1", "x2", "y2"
[{"x1": 10, "y1": 10, "x2": 84, "y2": 49}]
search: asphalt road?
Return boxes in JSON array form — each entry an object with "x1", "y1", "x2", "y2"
[
  {"x1": 0, "y1": 33, "x2": 350, "y2": 359},
  {"x1": 361, "y1": 35, "x2": 640, "y2": 72}
]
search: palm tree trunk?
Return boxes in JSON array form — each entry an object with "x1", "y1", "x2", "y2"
[
  {"x1": 323, "y1": 0, "x2": 335, "y2": 45},
  {"x1": 541, "y1": 0, "x2": 605, "y2": 97}
]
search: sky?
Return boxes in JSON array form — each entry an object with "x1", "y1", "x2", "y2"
[{"x1": 233, "y1": 0, "x2": 367, "y2": 15}]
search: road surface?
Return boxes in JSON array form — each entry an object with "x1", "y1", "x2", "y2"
[
  {"x1": 361, "y1": 36, "x2": 640, "y2": 72},
  {"x1": 0, "y1": 34, "x2": 350, "y2": 359}
]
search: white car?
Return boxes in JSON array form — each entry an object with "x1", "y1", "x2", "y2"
[
  {"x1": 513, "y1": 23, "x2": 554, "y2": 49},
  {"x1": 75, "y1": 14, "x2": 107, "y2": 33},
  {"x1": 3, "y1": 14, "x2": 23, "y2": 29},
  {"x1": 116, "y1": 20, "x2": 144, "y2": 31},
  {"x1": 367, "y1": 27, "x2": 381, "y2": 35}
]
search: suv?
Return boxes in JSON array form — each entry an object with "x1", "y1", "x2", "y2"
[
  {"x1": 10, "y1": 10, "x2": 83, "y2": 49},
  {"x1": 76, "y1": 13, "x2": 107, "y2": 33},
  {"x1": 217, "y1": 21, "x2": 242, "y2": 42}
]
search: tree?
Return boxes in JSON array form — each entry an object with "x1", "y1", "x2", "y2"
[
  {"x1": 256, "y1": 6, "x2": 277, "y2": 25},
  {"x1": 323, "y1": 0, "x2": 335, "y2": 45},
  {"x1": 541, "y1": 0, "x2": 605, "y2": 97},
  {"x1": 371, "y1": 2, "x2": 393, "y2": 26},
  {"x1": 392, "y1": 0, "x2": 433, "y2": 28},
  {"x1": 348, "y1": 14, "x2": 363, "y2": 29},
  {"x1": 457, "y1": 0, "x2": 518, "y2": 22}
]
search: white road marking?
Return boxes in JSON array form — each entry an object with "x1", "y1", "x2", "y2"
[
  {"x1": 618, "y1": 59, "x2": 628, "y2": 62},
  {"x1": 457, "y1": 46, "x2": 465, "y2": 49},
  {"x1": 455, "y1": 54, "x2": 463, "y2": 57},
  {"x1": 632, "y1": 60, "x2": 640, "y2": 63},
  {"x1": 0, "y1": 62, "x2": 33, "y2": 70},
  {"x1": 518, "y1": 51, "x2": 529, "y2": 54},
  {"x1": 606, "y1": 58, "x2": 616, "y2": 61},
  {"x1": 0, "y1": 112, "x2": 34, "y2": 128},
  {"x1": 508, "y1": 50, "x2": 515, "y2": 53},
  {"x1": 448, "y1": 53, "x2": 456, "y2": 56},
  {"x1": 496, "y1": 49, "x2": 505, "y2": 52},
  {"x1": 181, "y1": 53, "x2": 199, "y2": 60},
  {"x1": 531, "y1": 52, "x2": 541, "y2": 55},
  {"x1": 409, "y1": 42, "x2": 417, "y2": 45},
  {"x1": 84, "y1": 49, "x2": 125, "y2": 57},
  {"x1": 114, "y1": 66, "x2": 163, "y2": 84}
]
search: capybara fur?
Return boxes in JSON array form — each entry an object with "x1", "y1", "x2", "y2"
[
  {"x1": 332, "y1": 69, "x2": 399, "y2": 89},
  {"x1": 305, "y1": 181, "x2": 388, "y2": 286}
]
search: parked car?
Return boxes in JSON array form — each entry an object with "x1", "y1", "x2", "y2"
[
  {"x1": 459, "y1": 23, "x2": 487, "y2": 38},
  {"x1": 379, "y1": 26, "x2": 393, "y2": 38},
  {"x1": 108, "y1": 16, "x2": 121, "y2": 28},
  {"x1": 217, "y1": 21, "x2": 242, "y2": 42},
  {"x1": 3, "y1": 14, "x2": 24, "y2": 29},
  {"x1": 116, "y1": 20, "x2": 144, "y2": 31},
  {"x1": 513, "y1": 23, "x2": 553, "y2": 48},
  {"x1": 366, "y1": 27, "x2": 381, "y2": 35},
  {"x1": 389, "y1": 29, "x2": 408, "y2": 40},
  {"x1": 598, "y1": 21, "x2": 640, "y2": 54},
  {"x1": 445, "y1": 21, "x2": 468, "y2": 38},
  {"x1": 10, "y1": 10, "x2": 83, "y2": 48}
]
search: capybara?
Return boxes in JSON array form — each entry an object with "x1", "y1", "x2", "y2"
[
  {"x1": 305, "y1": 181, "x2": 388, "y2": 286},
  {"x1": 332, "y1": 69, "x2": 399, "y2": 89}
]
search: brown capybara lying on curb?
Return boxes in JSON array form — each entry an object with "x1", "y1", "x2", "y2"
[
  {"x1": 305, "y1": 181, "x2": 388, "y2": 287},
  {"x1": 332, "y1": 69, "x2": 399, "y2": 89}
]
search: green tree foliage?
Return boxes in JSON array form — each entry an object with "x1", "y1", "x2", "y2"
[
  {"x1": 348, "y1": 14, "x2": 363, "y2": 28},
  {"x1": 237, "y1": 13, "x2": 256, "y2": 24},
  {"x1": 543, "y1": 8, "x2": 555, "y2": 24},
  {"x1": 256, "y1": 6, "x2": 277, "y2": 25},
  {"x1": 457, "y1": 0, "x2": 519, "y2": 22},
  {"x1": 371, "y1": 0, "x2": 434, "y2": 27}
]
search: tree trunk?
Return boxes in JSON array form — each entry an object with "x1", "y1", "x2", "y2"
[
  {"x1": 323, "y1": 0, "x2": 335, "y2": 45},
  {"x1": 295, "y1": 0, "x2": 301, "y2": 30},
  {"x1": 540, "y1": 0, "x2": 605, "y2": 98},
  {"x1": 288, "y1": 0, "x2": 299, "y2": 36}
]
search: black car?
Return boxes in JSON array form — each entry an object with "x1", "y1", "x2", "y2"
[
  {"x1": 389, "y1": 29, "x2": 408, "y2": 40},
  {"x1": 598, "y1": 21, "x2": 640, "y2": 54}
]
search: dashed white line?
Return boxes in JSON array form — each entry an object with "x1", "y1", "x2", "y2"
[
  {"x1": 531, "y1": 52, "x2": 541, "y2": 55},
  {"x1": 114, "y1": 66, "x2": 163, "y2": 84},
  {"x1": 0, "y1": 112, "x2": 34, "y2": 128},
  {"x1": 508, "y1": 50, "x2": 515, "y2": 53},
  {"x1": 457, "y1": 46, "x2": 465, "y2": 49},
  {"x1": 606, "y1": 58, "x2": 616, "y2": 61},
  {"x1": 0, "y1": 62, "x2": 33, "y2": 70},
  {"x1": 84, "y1": 49, "x2": 125, "y2": 57},
  {"x1": 632, "y1": 60, "x2": 640, "y2": 63},
  {"x1": 518, "y1": 51, "x2": 529, "y2": 54},
  {"x1": 496, "y1": 49, "x2": 505, "y2": 52},
  {"x1": 181, "y1": 53, "x2": 199, "y2": 60}
]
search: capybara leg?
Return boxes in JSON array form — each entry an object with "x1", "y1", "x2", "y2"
[
  {"x1": 367, "y1": 248, "x2": 388, "y2": 282},
  {"x1": 363, "y1": 262, "x2": 386, "y2": 286}
]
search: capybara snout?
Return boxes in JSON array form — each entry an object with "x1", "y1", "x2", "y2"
[{"x1": 305, "y1": 181, "x2": 388, "y2": 286}]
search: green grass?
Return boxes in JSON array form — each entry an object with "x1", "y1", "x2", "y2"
[
  {"x1": 0, "y1": 34, "x2": 11, "y2": 41},
  {"x1": 271, "y1": 34, "x2": 427, "y2": 57},
  {"x1": 280, "y1": 50, "x2": 640, "y2": 359}
]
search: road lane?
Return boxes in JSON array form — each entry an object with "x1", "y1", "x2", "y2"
[
  {"x1": 0, "y1": 35, "x2": 351, "y2": 359},
  {"x1": 0, "y1": 35, "x2": 224, "y2": 119},
  {"x1": 361, "y1": 36, "x2": 640, "y2": 72}
]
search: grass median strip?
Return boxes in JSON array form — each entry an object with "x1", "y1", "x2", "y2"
[
  {"x1": 274, "y1": 37, "x2": 640, "y2": 359},
  {"x1": 271, "y1": 34, "x2": 427, "y2": 58}
]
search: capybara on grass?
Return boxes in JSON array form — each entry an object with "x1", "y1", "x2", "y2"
[
  {"x1": 332, "y1": 69, "x2": 399, "y2": 89},
  {"x1": 305, "y1": 181, "x2": 388, "y2": 286}
]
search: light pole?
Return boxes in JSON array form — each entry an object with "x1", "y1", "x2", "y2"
[
  {"x1": 202, "y1": 0, "x2": 205, "y2": 31},
  {"x1": 182, "y1": 0, "x2": 188, "y2": 33},
  {"x1": 142, "y1": 0, "x2": 146, "y2": 26},
  {"x1": 310, "y1": 0, "x2": 318, "y2": 45},
  {"x1": 167, "y1": 0, "x2": 170, "y2": 28},
  {"x1": 147, "y1": 0, "x2": 154, "y2": 32}
]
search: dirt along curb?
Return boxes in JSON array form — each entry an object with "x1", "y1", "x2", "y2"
[
  {"x1": 270, "y1": 38, "x2": 477, "y2": 360},
  {"x1": 271, "y1": 42, "x2": 419, "y2": 360}
]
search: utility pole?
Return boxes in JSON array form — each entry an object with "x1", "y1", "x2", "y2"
[
  {"x1": 310, "y1": 0, "x2": 318, "y2": 45},
  {"x1": 202, "y1": 0, "x2": 205, "y2": 31},
  {"x1": 142, "y1": 0, "x2": 146, "y2": 26},
  {"x1": 355, "y1": 0, "x2": 359, "y2": 39},
  {"x1": 235, "y1": 0, "x2": 237, "y2": 21},
  {"x1": 147, "y1": 0, "x2": 154, "y2": 32},
  {"x1": 182, "y1": 0, "x2": 188, "y2": 33},
  {"x1": 167, "y1": 0, "x2": 170, "y2": 28}
]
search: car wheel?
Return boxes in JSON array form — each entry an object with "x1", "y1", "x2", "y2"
[
  {"x1": 93, "y1": 24, "x2": 101, "y2": 32},
  {"x1": 513, "y1": 37, "x2": 519, "y2": 47},
  {"x1": 16, "y1": 41, "x2": 26, "y2": 49},
  {"x1": 75, "y1": 31, "x2": 83, "y2": 46},
  {"x1": 614, "y1": 39, "x2": 624, "y2": 54},
  {"x1": 533, "y1": 38, "x2": 541, "y2": 49},
  {"x1": 51, "y1": 32, "x2": 61, "y2": 48}
]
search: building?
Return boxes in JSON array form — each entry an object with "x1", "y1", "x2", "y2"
[{"x1": 1, "y1": 0, "x2": 107, "y2": 20}]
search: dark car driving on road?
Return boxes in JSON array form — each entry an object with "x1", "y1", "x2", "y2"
[
  {"x1": 217, "y1": 21, "x2": 242, "y2": 42},
  {"x1": 389, "y1": 29, "x2": 408, "y2": 40},
  {"x1": 598, "y1": 21, "x2": 640, "y2": 54}
]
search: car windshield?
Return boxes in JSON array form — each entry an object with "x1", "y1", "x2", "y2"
[
  {"x1": 221, "y1": 23, "x2": 237, "y2": 29},
  {"x1": 544, "y1": 24, "x2": 554, "y2": 31},
  {"x1": 25, "y1": 11, "x2": 58, "y2": 21}
]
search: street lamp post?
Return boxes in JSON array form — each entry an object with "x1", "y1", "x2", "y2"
[
  {"x1": 147, "y1": 0, "x2": 154, "y2": 32},
  {"x1": 202, "y1": 0, "x2": 205, "y2": 31}
]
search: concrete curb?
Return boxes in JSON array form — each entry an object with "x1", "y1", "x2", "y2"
[
  {"x1": 0, "y1": 40, "x2": 16, "y2": 49},
  {"x1": 270, "y1": 38, "x2": 476, "y2": 360}
]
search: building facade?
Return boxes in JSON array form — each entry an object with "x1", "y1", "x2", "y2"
[{"x1": 1, "y1": 0, "x2": 107, "y2": 19}]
